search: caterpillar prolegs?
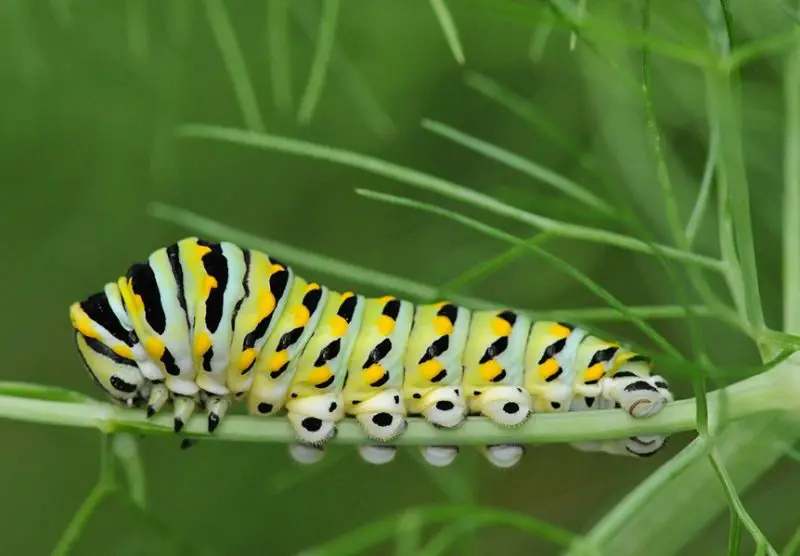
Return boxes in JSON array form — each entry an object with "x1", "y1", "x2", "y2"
[{"x1": 69, "y1": 238, "x2": 674, "y2": 467}]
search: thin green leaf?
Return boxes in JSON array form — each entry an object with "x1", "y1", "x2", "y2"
[
  {"x1": 569, "y1": 0, "x2": 587, "y2": 50},
  {"x1": 203, "y1": 0, "x2": 266, "y2": 132},
  {"x1": 297, "y1": 0, "x2": 339, "y2": 124},
  {"x1": 290, "y1": 0, "x2": 395, "y2": 136},
  {"x1": 0, "y1": 382, "x2": 93, "y2": 404},
  {"x1": 707, "y1": 449, "x2": 778, "y2": 555},
  {"x1": 51, "y1": 435, "x2": 116, "y2": 556},
  {"x1": 438, "y1": 233, "x2": 552, "y2": 293},
  {"x1": 730, "y1": 32, "x2": 799, "y2": 70},
  {"x1": 528, "y1": 8, "x2": 555, "y2": 62},
  {"x1": 297, "y1": 506, "x2": 577, "y2": 556},
  {"x1": 428, "y1": 0, "x2": 465, "y2": 64},
  {"x1": 356, "y1": 188, "x2": 681, "y2": 358},
  {"x1": 177, "y1": 124, "x2": 728, "y2": 272},
  {"x1": 784, "y1": 23, "x2": 800, "y2": 334},
  {"x1": 394, "y1": 510, "x2": 422, "y2": 556},
  {"x1": 783, "y1": 525, "x2": 800, "y2": 556},
  {"x1": 126, "y1": 0, "x2": 148, "y2": 65},
  {"x1": 51, "y1": 0, "x2": 73, "y2": 28},
  {"x1": 702, "y1": 1, "x2": 766, "y2": 341},
  {"x1": 728, "y1": 506, "x2": 742, "y2": 556},
  {"x1": 112, "y1": 433, "x2": 147, "y2": 510},
  {"x1": 758, "y1": 330, "x2": 800, "y2": 351},
  {"x1": 267, "y1": 0, "x2": 293, "y2": 112},
  {"x1": 686, "y1": 121, "x2": 718, "y2": 246},
  {"x1": 421, "y1": 118, "x2": 613, "y2": 215},
  {"x1": 464, "y1": 71, "x2": 591, "y2": 163}
]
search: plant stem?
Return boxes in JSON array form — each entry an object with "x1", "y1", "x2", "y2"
[{"x1": 1, "y1": 360, "x2": 796, "y2": 446}]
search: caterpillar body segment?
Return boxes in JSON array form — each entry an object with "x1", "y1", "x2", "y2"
[
  {"x1": 227, "y1": 248, "x2": 294, "y2": 401},
  {"x1": 462, "y1": 310, "x2": 533, "y2": 428},
  {"x1": 282, "y1": 289, "x2": 361, "y2": 445},
  {"x1": 344, "y1": 296, "x2": 413, "y2": 441},
  {"x1": 403, "y1": 302, "x2": 470, "y2": 428},
  {"x1": 70, "y1": 238, "x2": 675, "y2": 467}
]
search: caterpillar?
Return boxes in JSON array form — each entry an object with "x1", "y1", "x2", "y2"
[{"x1": 69, "y1": 237, "x2": 674, "y2": 468}]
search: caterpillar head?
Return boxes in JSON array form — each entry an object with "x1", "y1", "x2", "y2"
[
  {"x1": 351, "y1": 389, "x2": 407, "y2": 442},
  {"x1": 74, "y1": 331, "x2": 147, "y2": 409},
  {"x1": 420, "y1": 386, "x2": 467, "y2": 429},
  {"x1": 286, "y1": 393, "x2": 344, "y2": 444},
  {"x1": 472, "y1": 386, "x2": 531, "y2": 427}
]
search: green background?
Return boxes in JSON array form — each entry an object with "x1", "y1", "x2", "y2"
[{"x1": 0, "y1": 1, "x2": 796, "y2": 555}]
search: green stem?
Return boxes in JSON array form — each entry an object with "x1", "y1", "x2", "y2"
[{"x1": 1, "y1": 361, "x2": 796, "y2": 446}]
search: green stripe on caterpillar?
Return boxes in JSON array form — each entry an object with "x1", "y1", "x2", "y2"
[{"x1": 68, "y1": 237, "x2": 674, "y2": 468}]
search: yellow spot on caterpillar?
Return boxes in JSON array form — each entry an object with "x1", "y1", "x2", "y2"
[
  {"x1": 549, "y1": 323, "x2": 572, "y2": 338},
  {"x1": 133, "y1": 294, "x2": 144, "y2": 312},
  {"x1": 194, "y1": 331, "x2": 212, "y2": 358},
  {"x1": 537, "y1": 358, "x2": 560, "y2": 381},
  {"x1": 112, "y1": 344, "x2": 134, "y2": 359},
  {"x1": 257, "y1": 291, "x2": 276, "y2": 319},
  {"x1": 419, "y1": 360, "x2": 444, "y2": 382},
  {"x1": 70, "y1": 307, "x2": 100, "y2": 339},
  {"x1": 363, "y1": 364, "x2": 385, "y2": 385},
  {"x1": 490, "y1": 316, "x2": 512, "y2": 337},
  {"x1": 269, "y1": 263, "x2": 285, "y2": 273},
  {"x1": 376, "y1": 314, "x2": 395, "y2": 336},
  {"x1": 308, "y1": 366, "x2": 333, "y2": 386},
  {"x1": 341, "y1": 291, "x2": 354, "y2": 299},
  {"x1": 432, "y1": 315, "x2": 453, "y2": 335},
  {"x1": 479, "y1": 360, "x2": 503, "y2": 382},
  {"x1": 144, "y1": 337, "x2": 165, "y2": 360},
  {"x1": 292, "y1": 305, "x2": 311, "y2": 327},
  {"x1": 201, "y1": 275, "x2": 218, "y2": 298},
  {"x1": 269, "y1": 350, "x2": 289, "y2": 372},
  {"x1": 306, "y1": 282, "x2": 319, "y2": 291},
  {"x1": 378, "y1": 295, "x2": 395, "y2": 303},
  {"x1": 584, "y1": 363, "x2": 605, "y2": 382},
  {"x1": 239, "y1": 348, "x2": 257, "y2": 371},
  {"x1": 193, "y1": 243, "x2": 212, "y2": 259},
  {"x1": 330, "y1": 315, "x2": 348, "y2": 337}
]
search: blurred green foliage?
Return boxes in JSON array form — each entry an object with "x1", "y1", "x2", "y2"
[{"x1": 0, "y1": 1, "x2": 797, "y2": 554}]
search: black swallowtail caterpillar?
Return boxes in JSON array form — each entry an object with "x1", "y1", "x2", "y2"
[{"x1": 69, "y1": 237, "x2": 674, "y2": 468}]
